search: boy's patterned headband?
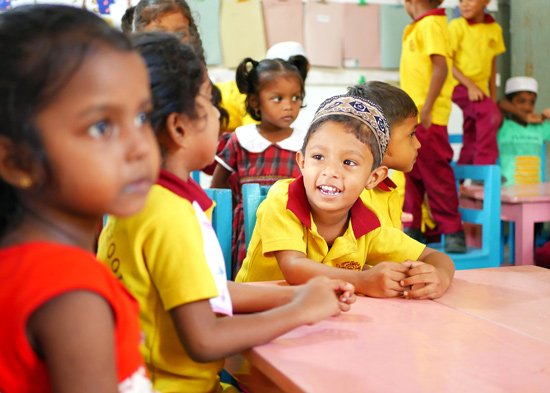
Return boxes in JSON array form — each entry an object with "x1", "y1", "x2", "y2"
[{"x1": 311, "y1": 95, "x2": 390, "y2": 157}]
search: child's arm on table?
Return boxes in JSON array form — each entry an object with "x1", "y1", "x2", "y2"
[
  {"x1": 227, "y1": 280, "x2": 356, "y2": 313},
  {"x1": 399, "y1": 247, "x2": 455, "y2": 299},
  {"x1": 452, "y1": 63, "x2": 484, "y2": 102},
  {"x1": 169, "y1": 276, "x2": 351, "y2": 363},
  {"x1": 421, "y1": 54, "x2": 448, "y2": 129},
  {"x1": 275, "y1": 250, "x2": 411, "y2": 298}
]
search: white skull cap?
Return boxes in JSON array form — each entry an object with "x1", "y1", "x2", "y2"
[
  {"x1": 266, "y1": 41, "x2": 307, "y2": 60},
  {"x1": 505, "y1": 77, "x2": 538, "y2": 95}
]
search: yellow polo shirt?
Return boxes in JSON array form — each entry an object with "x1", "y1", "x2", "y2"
[
  {"x1": 98, "y1": 170, "x2": 231, "y2": 393},
  {"x1": 400, "y1": 8, "x2": 454, "y2": 126},
  {"x1": 449, "y1": 15, "x2": 505, "y2": 96},
  {"x1": 235, "y1": 177, "x2": 425, "y2": 283},
  {"x1": 360, "y1": 177, "x2": 402, "y2": 230},
  {"x1": 216, "y1": 80, "x2": 259, "y2": 133}
]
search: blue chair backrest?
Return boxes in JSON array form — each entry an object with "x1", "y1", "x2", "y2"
[
  {"x1": 205, "y1": 188, "x2": 233, "y2": 280},
  {"x1": 191, "y1": 171, "x2": 201, "y2": 185},
  {"x1": 242, "y1": 183, "x2": 271, "y2": 249},
  {"x1": 430, "y1": 164, "x2": 501, "y2": 270}
]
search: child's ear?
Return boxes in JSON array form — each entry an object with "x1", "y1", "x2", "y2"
[
  {"x1": 165, "y1": 112, "x2": 187, "y2": 147},
  {"x1": 0, "y1": 136, "x2": 35, "y2": 189},
  {"x1": 364, "y1": 165, "x2": 389, "y2": 190},
  {"x1": 296, "y1": 150, "x2": 305, "y2": 171}
]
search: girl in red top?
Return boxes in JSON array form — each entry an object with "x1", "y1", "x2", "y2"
[
  {"x1": 211, "y1": 56, "x2": 308, "y2": 277},
  {"x1": 0, "y1": 5, "x2": 160, "y2": 393}
]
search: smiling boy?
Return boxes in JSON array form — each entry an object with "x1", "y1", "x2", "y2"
[{"x1": 236, "y1": 95, "x2": 455, "y2": 299}]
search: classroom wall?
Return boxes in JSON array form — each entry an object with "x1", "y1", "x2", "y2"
[{"x1": 509, "y1": 0, "x2": 550, "y2": 113}]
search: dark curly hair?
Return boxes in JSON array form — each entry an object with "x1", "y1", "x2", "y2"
[
  {"x1": 0, "y1": 4, "x2": 132, "y2": 240},
  {"x1": 131, "y1": 32, "x2": 205, "y2": 134},
  {"x1": 235, "y1": 56, "x2": 308, "y2": 121}
]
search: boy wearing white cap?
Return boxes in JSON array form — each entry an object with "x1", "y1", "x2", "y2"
[{"x1": 497, "y1": 76, "x2": 550, "y2": 185}]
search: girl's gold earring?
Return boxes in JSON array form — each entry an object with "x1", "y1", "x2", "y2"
[
  {"x1": 255, "y1": 109, "x2": 261, "y2": 118},
  {"x1": 19, "y1": 176, "x2": 32, "y2": 189}
]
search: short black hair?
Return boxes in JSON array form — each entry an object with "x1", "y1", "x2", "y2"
[{"x1": 347, "y1": 81, "x2": 418, "y2": 127}]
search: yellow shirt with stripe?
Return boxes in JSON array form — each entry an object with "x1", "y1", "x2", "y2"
[
  {"x1": 360, "y1": 177, "x2": 402, "y2": 230},
  {"x1": 400, "y1": 8, "x2": 454, "y2": 126},
  {"x1": 449, "y1": 15, "x2": 505, "y2": 96},
  {"x1": 235, "y1": 177, "x2": 425, "y2": 283},
  {"x1": 216, "y1": 80, "x2": 259, "y2": 133},
  {"x1": 98, "y1": 170, "x2": 231, "y2": 393}
]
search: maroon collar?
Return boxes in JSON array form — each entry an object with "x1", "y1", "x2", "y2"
[
  {"x1": 376, "y1": 177, "x2": 397, "y2": 192},
  {"x1": 286, "y1": 176, "x2": 380, "y2": 239},
  {"x1": 156, "y1": 169, "x2": 213, "y2": 212},
  {"x1": 465, "y1": 13, "x2": 495, "y2": 25},
  {"x1": 414, "y1": 7, "x2": 446, "y2": 23}
]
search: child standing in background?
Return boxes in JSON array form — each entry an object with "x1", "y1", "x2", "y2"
[
  {"x1": 400, "y1": 0, "x2": 466, "y2": 253},
  {"x1": 98, "y1": 33, "x2": 355, "y2": 393},
  {"x1": 449, "y1": 0, "x2": 505, "y2": 165},
  {"x1": 498, "y1": 76, "x2": 550, "y2": 185},
  {"x1": 0, "y1": 5, "x2": 160, "y2": 391},
  {"x1": 236, "y1": 94, "x2": 455, "y2": 300},
  {"x1": 348, "y1": 81, "x2": 421, "y2": 229},
  {"x1": 211, "y1": 56, "x2": 308, "y2": 277}
]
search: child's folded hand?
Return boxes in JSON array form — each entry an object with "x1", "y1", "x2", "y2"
[
  {"x1": 292, "y1": 276, "x2": 348, "y2": 324},
  {"x1": 327, "y1": 280, "x2": 356, "y2": 311},
  {"x1": 400, "y1": 260, "x2": 446, "y2": 299},
  {"x1": 359, "y1": 261, "x2": 410, "y2": 298}
]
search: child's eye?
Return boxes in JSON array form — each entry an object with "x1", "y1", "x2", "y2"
[
  {"x1": 292, "y1": 95, "x2": 301, "y2": 102},
  {"x1": 134, "y1": 111, "x2": 150, "y2": 128},
  {"x1": 409, "y1": 131, "x2": 416, "y2": 138},
  {"x1": 272, "y1": 96, "x2": 282, "y2": 102},
  {"x1": 312, "y1": 154, "x2": 323, "y2": 160},
  {"x1": 344, "y1": 159, "x2": 357, "y2": 166},
  {"x1": 88, "y1": 120, "x2": 110, "y2": 139}
]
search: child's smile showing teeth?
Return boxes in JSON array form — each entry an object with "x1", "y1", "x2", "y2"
[{"x1": 318, "y1": 185, "x2": 341, "y2": 196}]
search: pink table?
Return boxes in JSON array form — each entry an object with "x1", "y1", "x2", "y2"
[
  {"x1": 461, "y1": 182, "x2": 550, "y2": 265},
  {"x1": 226, "y1": 268, "x2": 550, "y2": 393}
]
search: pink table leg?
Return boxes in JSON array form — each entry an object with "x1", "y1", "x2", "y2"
[{"x1": 500, "y1": 202, "x2": 550, "y2": 266}]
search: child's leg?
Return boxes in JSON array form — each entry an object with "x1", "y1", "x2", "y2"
[
  {"x1": 412, "y1": 124, "x2": 463, "y2": 235},
  {"x1": 452, "y1": 84, "x2": 476, "y2": 165},
  {"x1": 472, "y1": 97, "x2": 501, "y2": 165}
]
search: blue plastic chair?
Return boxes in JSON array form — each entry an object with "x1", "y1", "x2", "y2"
[
  {"x1": 205, "y1": 188, "x2": 233, "y2": 280},
  {"x1": 429, "y1": 164, "x2": 502, "y2": 270},
  {"x1": 242, "y1": 183, "x2": 270, "y2": 249}
]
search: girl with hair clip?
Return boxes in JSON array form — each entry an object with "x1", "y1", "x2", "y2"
[
  {"x1": 211, "y1": 55, "x2": 309, "y2": 277},
  {"x1": 0, "y1": 5, "x2": 160, "y2": 392},
  {"x1": 97, "y1": 33, "x2": 355, "y2": 393}
]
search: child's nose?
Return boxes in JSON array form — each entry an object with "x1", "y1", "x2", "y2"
[
  {"x1": 321, "y1": 161, "x2": 339, "y2": 178},
  {"x1": 125, "y1": 124, "x2": 156, "y2": 162}
]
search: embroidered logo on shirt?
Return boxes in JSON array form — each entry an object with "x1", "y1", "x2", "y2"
[
  {"x1": 489, "y1": 38, "x2": 497, "y2": 48},
  {"x1": 336, "y1": 261, "x2": 362, "y2": 271},
  {"x1": 409, "y1": 40, "x2": 415, "y2": 52}
]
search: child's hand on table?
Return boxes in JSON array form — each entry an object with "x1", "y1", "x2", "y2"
[
  {"x1": 400, "y1": 260, "x2": 447, "y2": 299},
  {"x1": 358, "y1": 261, "x2": 410, "y2": 298},
  {"x1": 292, "y1": 277, "x2": 356, "y2": 324}
]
